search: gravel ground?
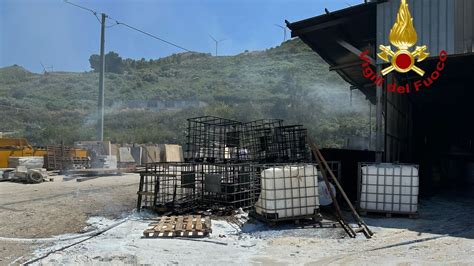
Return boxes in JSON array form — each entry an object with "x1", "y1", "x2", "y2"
[
  {"x1": 2, "y1": 174, "x2": 474, "y2": 265},
  {"x1": 0, "y1": 174, "x2": 140, "y2": 264}
]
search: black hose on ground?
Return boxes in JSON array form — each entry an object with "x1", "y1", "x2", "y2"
[{"x1": 21, "y1": 218, "x2": 128, "y2": 265}]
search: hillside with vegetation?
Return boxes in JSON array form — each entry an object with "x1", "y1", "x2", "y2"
[{"x1": 0, "y1": 38, "x2": 371, "y2": 147}]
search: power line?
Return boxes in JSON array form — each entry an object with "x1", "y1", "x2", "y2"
[
  {"x1": 63, "y1": 0, "x2": 102, "y2": 23},
  {"x1": 64, "y1": 0, "x2": 192, "y2": 52},
  {"x1": 93, "y1": 13, "x2": 102, "y2": 24},
  {"x1": 64, "y1": 0, "x2": 97, "y2": 15},
  {"x1": 109, "y1": 18, "x2": 192, "y2": 52}
]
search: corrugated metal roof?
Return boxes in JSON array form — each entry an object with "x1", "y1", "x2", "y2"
[{"x1": 286, "y1": 2, "x2": 379, "y2": 103}]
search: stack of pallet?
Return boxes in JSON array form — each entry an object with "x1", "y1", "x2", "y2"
[{"x1": 45, "y1": 144, "x2": 90, "y2": 171}]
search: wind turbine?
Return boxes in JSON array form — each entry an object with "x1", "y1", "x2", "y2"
[
  {"x1": 40, "y1": 62, "x2": 49, "y2": 75},
  {"x1": 209, "y1": 34, "x2": 226, "y2": 56},
  {"x1": 274, "y1": 24, "x2": 287, "y2": 42}
]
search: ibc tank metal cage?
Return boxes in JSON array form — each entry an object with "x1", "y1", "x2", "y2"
[
  {"x1": 316, "y1": 161, "x2": 342, "y2": 182},
  {"x1": 185, "y1": 116, "x2": 244, "y2": 163},
  {"x1": 271, "y1": 125, "x2": 310, "y2": 163},
  {"x1": 137, "y1": 162, "x2": 261, "y2": 213},
  {"x1": 242, "y1": 119, "x2": 284, "y2": 162},
  {"x1": 202, "y1": 163, "x2": 260, "y2": 209},
  {"x1": 137, "y1": 162, "x2": 203, "y2": 213},
  {"x1": 252, "y1": 163, "x2": 320, "y2": 222},
  {"x1": 357, "y1": 163, "x2": 419, "y2": 216}
]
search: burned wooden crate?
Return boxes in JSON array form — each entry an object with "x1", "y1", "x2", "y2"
[
  {"x1": 185, "y1": 116, "x2": 244, "y2": 163},
  {"x1": 137, "y1": 162, "x2": 203, "y2": 213},
  {"x1": 201, "y1": 163, "x2": 260, "y2": 209},
  {"x1": 143, "y1": 215, "x2": 211, "y2": 238}
]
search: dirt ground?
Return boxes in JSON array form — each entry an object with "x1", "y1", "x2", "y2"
[
  {"x1": 2, "y1": 174, "x2": 474, "y2": 265},
  {"x1": 0, "y1": 174, "x2": 140, "y2": 264}
]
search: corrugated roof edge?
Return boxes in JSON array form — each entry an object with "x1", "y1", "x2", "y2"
[{"x1": 285, "y1": 0, "x2": 387, "y2": 34}]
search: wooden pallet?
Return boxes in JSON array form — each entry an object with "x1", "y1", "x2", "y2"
[{"x1": 143, "y1": 215, "x2": 212, "y2": 238}]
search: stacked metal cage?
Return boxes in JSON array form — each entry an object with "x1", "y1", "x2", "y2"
[
  {"x1": 271, "y1": 125, "x2": 310, "y2": 162},
  {"x1": 243, "y1": 120, "x2": 310, "y2": 163},
  {"x1": 185, "y1": 116, "x2": 310, "y2": 163},
  {"x1": 185, "y1": 116, "x2": 243, "y2": 162},
  {"x1": 242, "y1": 119, "x2": 283, "y2": 162},
  {"x1": 138, "y1": 116, "x2": 316, "y2": 214}
]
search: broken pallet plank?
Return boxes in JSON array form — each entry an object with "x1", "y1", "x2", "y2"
[{"x1": 143, "y1": 215, "x2": 211, "y2": 238}]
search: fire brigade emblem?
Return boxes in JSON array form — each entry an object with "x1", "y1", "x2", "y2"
[{"x1": 378, "y1": 0, "x2": 429, "y2": 76}]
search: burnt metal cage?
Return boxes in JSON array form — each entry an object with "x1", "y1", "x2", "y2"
[
  {"x1": 242, "y1": 119, "x2": 284, "y2": 162},
  {"x1": 272, "y1": 125, "x2": 310, "y2": 162},
  {"x1": 201, "y1": 163, "x2": 260, "y2": 209},
  {"x1": 185, "y1": 117, "x2": 310, "y2": 163},
  {"x1": 185, "y1": 116, "x2": 244, "y2": 163},
  {"x1": 137, "y1": 162, "x2": 203, "y2": 213},
  {"x1": 137, "y1": 162, "x2": 261, "y2": 213}
]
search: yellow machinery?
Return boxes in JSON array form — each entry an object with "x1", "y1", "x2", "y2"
[
  {"x1": 0, "y1": 138, "x2": 87, "y2": 168},
  {"x1": 0, "y1": 138, "x2": 46, "y2": 168}
]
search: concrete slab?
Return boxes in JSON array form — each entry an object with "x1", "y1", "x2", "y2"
[
  {"x1": 163, "y1": 144, "x2": 184, "y2": 162},
  {"x1": 118, "y1": 147, "x2": 135, "y2": 163},
  {"x1": 131, "y1": 146, "x2": 143, "y2": 165},
  {"x1": 142, "y1": 145, "x2": 160, "y2": 164}
]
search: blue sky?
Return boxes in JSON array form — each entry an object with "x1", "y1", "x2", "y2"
[{"x1": 1, "y1": 0, "x2": 363, "y2": 73}]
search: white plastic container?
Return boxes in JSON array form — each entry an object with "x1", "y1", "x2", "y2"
[
  {"x1": 359, "y1": 163, "x2": 419, "y2": 214},
  {"x1": 318, "y1": 181, "x2": 336, "y2": 206},
  {"x1": 255, "y1": 164, "x2": 319, "y2": 219}
]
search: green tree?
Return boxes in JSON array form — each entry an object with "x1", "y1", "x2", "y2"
[{"x1": 89, "y1": 51, "x2": 125, "y2": 74}]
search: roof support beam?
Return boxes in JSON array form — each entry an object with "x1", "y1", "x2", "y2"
[
  {"x1": 290, "y1": 17, "x2": 352, "y2": 37},
  {"x1": 329, "y1": 61, "x2": 362, "y2": 71},
  {"x1": 337, "y1": 40, "x2": 376, "y2": 65}
]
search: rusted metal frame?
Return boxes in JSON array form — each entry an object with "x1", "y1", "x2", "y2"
[
  {"x1": 308, "y1": 138, "x2": 356, "y2": 238},
  {"x1": 309, "y1": 137, "x2": 374, "y2": 239}
]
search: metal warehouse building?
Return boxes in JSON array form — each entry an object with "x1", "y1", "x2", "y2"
[{"x1": 287, "y1": 0, "x2": 474, "y2": 195}]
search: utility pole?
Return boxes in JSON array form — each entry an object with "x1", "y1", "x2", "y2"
[
  {"x1": 209, "y1": 34, "x2": 226, "y2": 56},
  {"x1": 274, "y1": 24, "x2": 287, "y2": 42},
  {"x1": 98, "y1": 13, "x2": 106, "y2": 141}
]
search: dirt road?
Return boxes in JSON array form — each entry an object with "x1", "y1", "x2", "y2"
[{"x1": 0, "y1": 174, "x2": 140, "y2": 264}]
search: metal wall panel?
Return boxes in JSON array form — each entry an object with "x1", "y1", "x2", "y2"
[
  {"x1": 376, "y1": 0, "x2": 473, "y2": 64},
  {"x1": 455, "y1": 0, "x2": 474, "y2": 53}
]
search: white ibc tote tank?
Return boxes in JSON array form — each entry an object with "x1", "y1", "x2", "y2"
[
  {"x1": 255, "y1": 164, "x2": 319, "y2": 219},
  {"x1": 359, "y1": 163, "x2": 419, "y2": 213}
]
